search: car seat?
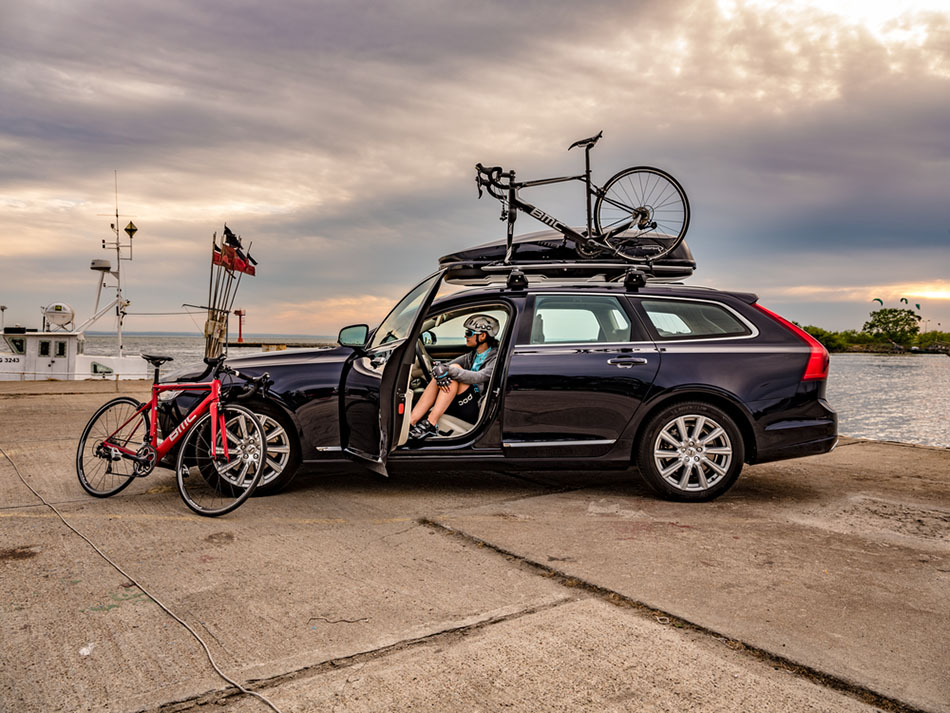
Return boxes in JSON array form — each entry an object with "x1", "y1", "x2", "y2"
[
  {"x1": 531, "y1": 313, "x2": 545, "y2": 343},
  {"x1": 436, "y1": 390, "x2": 490, "y2": 436}
]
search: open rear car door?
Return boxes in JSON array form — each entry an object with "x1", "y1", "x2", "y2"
[{"x1": 340, "y1": 271, "x2": 445, "y2": 475}]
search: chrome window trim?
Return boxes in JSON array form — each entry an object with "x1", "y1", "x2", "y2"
[
  {"x1": 627, "y1": 293, "x2": 759, "y2": 341},
  {"x1": 513, "y1": 340, "x2": 654, "y2": 351},
  {"x1": 518, "y1": 290, "x2": 760, "y2": 344}
]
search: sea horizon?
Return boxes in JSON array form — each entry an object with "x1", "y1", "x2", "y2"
[{"x1": 84, "y1": 330, "x2": 337, "y2": 341}]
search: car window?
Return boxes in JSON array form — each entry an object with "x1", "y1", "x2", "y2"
[
  {"x1": 530, "y1": 295, "x2": 632, "y2": 344},
  {"x1": 369, "y1": 273, "x2": 442, "y2": 350},
  {"x1": 430, "y1": 308, "x2": 508, "y2": 346},
  {"x1": 639, "y1": 299, "x2": 751, "y2": 339}
]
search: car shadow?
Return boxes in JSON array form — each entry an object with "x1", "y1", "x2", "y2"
[
  {"x1": 276, "y1": 464, "x2": 648, "y2": 500},
  {"x1": 274, "y1": 462, "x2": 825, "y2": 508}
]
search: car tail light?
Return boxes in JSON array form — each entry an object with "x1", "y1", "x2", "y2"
[{"x1": 753, "y1": 304, "x2": 829, "y2": 381}]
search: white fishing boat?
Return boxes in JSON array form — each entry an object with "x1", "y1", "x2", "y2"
[{"x1": 0, "y1": 217, "x2": 149, "y2": 381}]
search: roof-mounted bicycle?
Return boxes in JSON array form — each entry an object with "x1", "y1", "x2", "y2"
[{"x1": 475, "y1": 131, "x2": 690, "y2": 264}]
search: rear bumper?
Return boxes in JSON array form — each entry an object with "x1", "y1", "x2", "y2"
[
  {"x1": 752, "y1": 399, "x2": 837, "y2": 464},
  {"x1": 754, "y1": 433, "x2": 838, "y2": 464}
]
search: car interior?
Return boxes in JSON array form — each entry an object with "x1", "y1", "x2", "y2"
[{"x1": 394, "y1": 303, "x2": 510, "y2": 446}]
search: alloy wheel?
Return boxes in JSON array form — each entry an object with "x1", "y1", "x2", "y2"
[
  {"x1": 652, "y1": 414, "x2": 734, "y2": 492},
  {"x1": 258, "y1": 413, "x2": 292, "y2": 487}
]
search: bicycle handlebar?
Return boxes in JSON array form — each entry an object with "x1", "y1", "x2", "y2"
[
  {"x1": 217, "y1": 364, "x2": 273, "y2": 401},
  {"x1": 235, "y1": 372, "x2": 272, "y2": 401},
  {"x1": 475, "y1": 163, "x2": 511, "y2": 200}
]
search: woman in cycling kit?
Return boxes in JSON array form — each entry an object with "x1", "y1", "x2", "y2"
[{"x1": 408, "y1": 314, "x2": 500, "y2": 440}]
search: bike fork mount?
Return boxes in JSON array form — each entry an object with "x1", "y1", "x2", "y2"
[
  {"x1": 584, "y1": 143, "x2": 593, "y2": 241},
  {"x1": 505, "y1": 171, "x2": 516, "y2": 264}
]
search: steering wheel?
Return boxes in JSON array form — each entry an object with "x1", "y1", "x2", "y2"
[{"x1": 415, "y1": 339, "x2": 433, "y2": 382}]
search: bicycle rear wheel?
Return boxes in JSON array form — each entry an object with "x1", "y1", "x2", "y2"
[
  {"x1": 594, "y1": 166, "x2": 690, "y2": 261},
  {"x1": 176, "y1": 404, "x2": 266, "y2": 517},
  {"x1": 76, "y1": 397, "x2": 149, "y2": 497}
]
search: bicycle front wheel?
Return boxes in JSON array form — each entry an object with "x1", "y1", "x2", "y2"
[
  {"x1": 594, "y1": 166, "x2": 690, "y2": 261},
  {"x1": 76, "y1": 397, "x2": 149, "y2": 497},
  {"x1": 175, "y1": 404, "x2": 266, "y2": 517}
]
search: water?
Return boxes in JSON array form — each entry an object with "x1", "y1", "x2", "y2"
[
  {"x1": 83, "y1": 335, "x2": 331, "y2": 378},
  {"x1": 826, "y1": 354, "x2": 949, "y2": 448},
  {"x1": 24, "y1": 336, "x2": 950, "y2": 448}
]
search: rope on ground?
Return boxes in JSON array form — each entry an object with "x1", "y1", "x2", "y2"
[{"x1": 0, "y1": 444, "x2": 284, "y2": 713}]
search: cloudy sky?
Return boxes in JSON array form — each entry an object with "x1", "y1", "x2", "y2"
[{"x1": 1, "y1": 0, "x2": 948, "y2": 337}]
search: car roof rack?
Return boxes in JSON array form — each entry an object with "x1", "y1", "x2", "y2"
[{"x1": 439, "y1": 228, "x2": 696, "y2": 286}]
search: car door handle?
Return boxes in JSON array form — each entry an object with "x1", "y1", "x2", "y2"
[{"x1": 607, "y1": 357, "x2": 648, "y2": 368}]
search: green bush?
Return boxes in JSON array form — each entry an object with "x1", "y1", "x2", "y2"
[{"x1": 801, "y1": 325, "x2": 847, "y2": 351}]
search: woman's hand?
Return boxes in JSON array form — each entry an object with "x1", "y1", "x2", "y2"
[{"x1": 432, "y1": 362, "x2": 453, "y2": 392}]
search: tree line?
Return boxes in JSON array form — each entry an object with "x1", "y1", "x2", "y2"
[{"x1": 799, "y1": 308, "x2": 949, "y2": 353}]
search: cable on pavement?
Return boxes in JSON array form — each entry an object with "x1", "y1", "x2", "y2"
[{"x1": 0, "y1": 444, "x2": 284, "y2": 713}]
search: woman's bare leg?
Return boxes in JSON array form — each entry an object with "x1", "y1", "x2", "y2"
[
  {"x1": 427, "y1": 382, "x2": 469, "y2": 425},
  {"x1": 410, "y1": 380, "x2": 439, "y2": 425}
]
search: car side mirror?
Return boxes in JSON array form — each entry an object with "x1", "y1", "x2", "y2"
[
  {"x1": 338, "y1": 324, "x2": 369, "y2": 349},
  {"x1": 421, "y1": 330, "x2": 436, "y2": 346}
]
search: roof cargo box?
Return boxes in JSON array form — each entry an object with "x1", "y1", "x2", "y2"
[{"x1": 439, "y1": 229, "x2": 696, "y2": 285}]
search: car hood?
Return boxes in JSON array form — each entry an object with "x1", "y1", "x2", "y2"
[{"x1": 223, "y1": 345, "x2": 352, "y2": 369}]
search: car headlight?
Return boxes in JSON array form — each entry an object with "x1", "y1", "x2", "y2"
[{"x1": 157, "y1": 389, "x2": 184, "y2": 402}]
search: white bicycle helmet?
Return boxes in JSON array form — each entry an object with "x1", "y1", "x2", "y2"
[{"x1": 463, "y1": 314, "x2": 500, "y2": 338}]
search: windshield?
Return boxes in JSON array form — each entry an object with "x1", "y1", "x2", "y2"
[{"x1": 368, "y1": 272, "x2": 442, "y2": 350}]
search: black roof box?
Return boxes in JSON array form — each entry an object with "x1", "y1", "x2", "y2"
[{"x1": 439, "y1": 229, "x2": 696, "y2": 285}]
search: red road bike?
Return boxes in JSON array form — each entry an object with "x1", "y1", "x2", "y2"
[{"x1": 76, "y1": 354, "x2": 269, "y2": 516}]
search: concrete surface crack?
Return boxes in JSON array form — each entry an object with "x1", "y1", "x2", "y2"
[
  {"x1": 308, "y1": 615, "x2": 370, "y2": 625},
  {"x1": 137, "y1": 595, "x2": 578, "y2": 713},
  {"x1": 418, "y1": 517, "x2": 933, "y2": 713},
  {"x1": 380, "y1": 523, "x2": 419, "y2": 541}
]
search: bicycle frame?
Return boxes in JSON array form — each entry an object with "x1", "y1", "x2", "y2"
[
  {"x1": 477, "y1": 140, "x2": 639, "y2": 261},
  {"x1": 516, "y1": 135, "x2": 600, "y2": 239},
  {"x1": 102, "y1": 379, "x2": 228, "y2": 467}
]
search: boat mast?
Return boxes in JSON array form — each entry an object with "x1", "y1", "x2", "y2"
[{"x1": 100, "y1": 172, "x2": 137, "y2": 358}]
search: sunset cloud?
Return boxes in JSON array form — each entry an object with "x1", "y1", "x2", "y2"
[{"x1": 769, "y1": 281, "x2": 950, "y2": 302}]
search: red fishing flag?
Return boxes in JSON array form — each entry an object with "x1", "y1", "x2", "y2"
[
  {"x1": 212, "y1": 227, "x2": 256, "y2": 275},
  {"x1": 212, "y1": 244, "x2": 234, "y2": 271},
  {"x1": 232, "y1": 248, "x2": 256, "y2": 276}
]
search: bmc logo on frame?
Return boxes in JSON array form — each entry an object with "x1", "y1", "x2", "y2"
[
  {"x1": 169, "y1": 411, "x2": 200, "y2": 443},
  {"x1": 529, "y1": 208, "x2": 565, "y2": 231}
]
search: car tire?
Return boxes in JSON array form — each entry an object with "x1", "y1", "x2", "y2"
[
  {"x1": 247, "y1": 401, "x2": 301, "y2": 495},
  {"x1": 636, "y1": 401, "x2": 744, "y2": 502}
]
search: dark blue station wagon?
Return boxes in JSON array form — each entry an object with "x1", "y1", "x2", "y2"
[{"x1": 160, "y1": 234, "x2": 837, "y2": 502}]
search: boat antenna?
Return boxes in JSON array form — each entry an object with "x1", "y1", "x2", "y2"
[{"x1": 95, "y1": 171, "x2": 138, "y2": 358}]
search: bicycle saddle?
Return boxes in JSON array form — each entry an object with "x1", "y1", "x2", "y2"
[
  {"x1": 569, "y1": 130, "x2": 603, "y2": 150},
  {"x1": 141, "y1": 353, "x2": 174, "y2": 367}
]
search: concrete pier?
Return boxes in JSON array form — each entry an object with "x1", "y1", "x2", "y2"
[{"x1": 1, "y1": 382, "x2": 947, "y2": 713}]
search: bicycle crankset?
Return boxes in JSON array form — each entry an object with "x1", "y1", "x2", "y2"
[{"x1": 133, "y1": 444, "x2": 158, "y2": 477}]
